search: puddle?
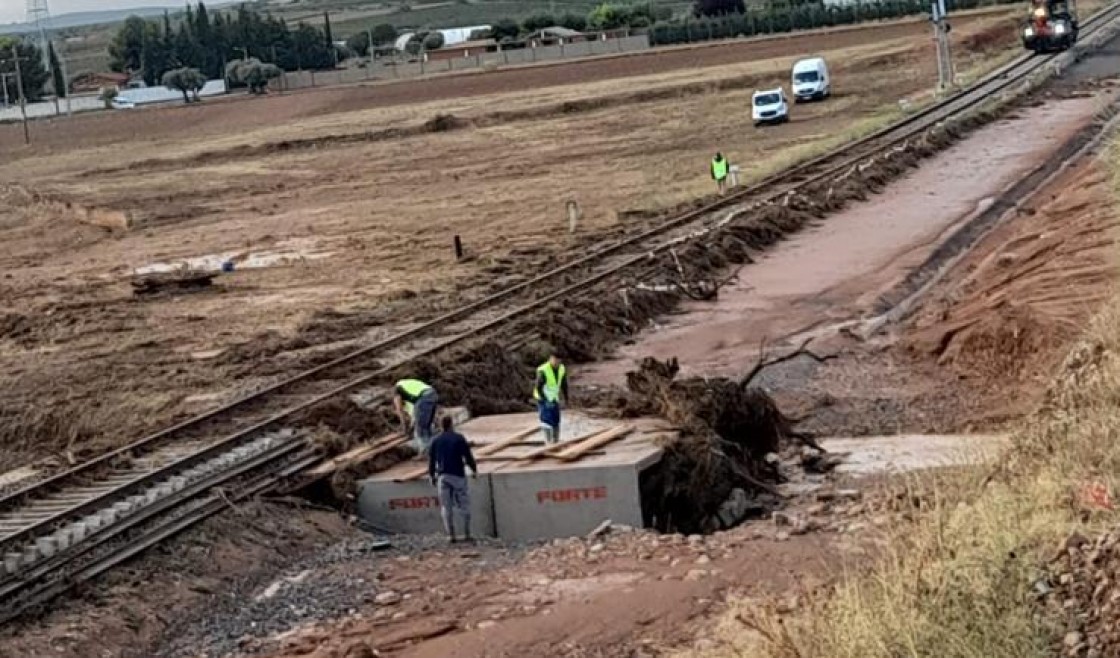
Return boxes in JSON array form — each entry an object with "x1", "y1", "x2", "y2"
[
  {"x1": 134, "y1": 244, "x2": 333, "y2": 275},
  {"x1": 820, "y1": 433, "x2": 1008, "y2": 477}
]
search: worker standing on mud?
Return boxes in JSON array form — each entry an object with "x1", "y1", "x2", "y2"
[
  {"x1": 393, "y1": 378, "x2": 439, "y2": 456},
  {"x1": 428, "y1": 415, "x2": 477, "y2": 544},
  {"x1": 534, "y1": 351, "x2": 568, "y2": 444},
  {"x1": 711, "y1": 152, "x2": 729, "y2": 195}
]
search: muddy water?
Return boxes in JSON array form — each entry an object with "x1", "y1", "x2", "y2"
[{"x1": 584, "y1": 94, "x2": 1107, "y2": 383}]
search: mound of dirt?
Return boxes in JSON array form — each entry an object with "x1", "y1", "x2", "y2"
[
  {"x1": 617, "y1": 357, "x2": 810, "y2": 534},
  {"x1": 906, "y1": 302, "x2": 1069, "y2": 382},
  {"x1": 1043, "y1": 528, "x2": 1120, "y2": 657}
]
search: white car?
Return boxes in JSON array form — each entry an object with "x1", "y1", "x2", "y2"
[
  {"x1": 752, "y1": 87, "x2": 789, "y2": 126},
  {"x1": 110, "y1": 97, "x2": 136, "y2": 110},
  {"x1": 791, "y1": 57, "x2": 830, "y2": 102}
]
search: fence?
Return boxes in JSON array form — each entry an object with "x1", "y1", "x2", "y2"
[{"x1": 274, "y1": 34, "x2": 652, "y2": 92}]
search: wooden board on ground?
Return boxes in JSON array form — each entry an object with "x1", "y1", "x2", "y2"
[{"x1": 396, "y1": 426, "x2": 538, "y2": 481}]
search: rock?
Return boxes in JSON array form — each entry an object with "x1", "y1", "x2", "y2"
[
  {"x1": 775, "y1": 531, "x2": 790, "y2": 542},
  {"x1": 717, "y1": 488, "x2": 751, "y2": 528},
  {"x1": 374, "y1": 591, "x2": 402, "y2": 606},
  {"x1": 764, "y1": 452, "x2": 780, "y2": 464},
  {"x1": 1065, "y1": 631, "x2": 1084, "y2": 648},
  {"x1": 685, "y1": 569, "x2": 709, "y2": 581},
  {"x1": 1060, "y1": 573, "x2": 1074, "y2": 585},
  {"x1": 687, "y1": 534, "x2": 704, "y2": 545},
  {"x1": 587, "y1": 519, "x2": 613, "y2": 539},
  {"x1": 589, "y1": 543, "x2": 605, "y2": 554},
  {"x1": 391, "y1": 611, "x2": 408, "y2": 621},
  {"x1": 477, "y1": 620, "x2": 498, "y2": 629},
  {"x1": 773, "y1": 512, "x2": 794, "y2": 527},
  {"x1": 695, "y1": 555, "x2": 712, "y2": 566},
  {"x1": 806, "y1": 503, "x2": 828, "y2": 516},
  {"x1": 836, "y1": 489, "x2": 862, "y2": 501},
  {"x1": 776, "y1": 595, "x2": 799, "y2": 614},
  {"x1": 790, "y1": 518, "x2": 819, "y2": 536}
]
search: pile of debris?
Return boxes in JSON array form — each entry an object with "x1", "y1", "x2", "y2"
[
  {"x1": 1043, "y1": 527, "x2": 1120, "y2": 657},
  {"x1": 618, "y1": 354, "x2": 823, "y2": 534}
]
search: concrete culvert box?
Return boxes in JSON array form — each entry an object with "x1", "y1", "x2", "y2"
[{"x1": 356, "y1": 411, "x2": 671, "y2": 542}]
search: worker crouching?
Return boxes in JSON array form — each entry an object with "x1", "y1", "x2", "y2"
[{"x1": 393, "y1": 378, "x2": 439, "y2": 455}]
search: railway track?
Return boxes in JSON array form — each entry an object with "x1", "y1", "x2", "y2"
[{"x1": 3, "y1": 5, "x2": 1119, "y2": 624}]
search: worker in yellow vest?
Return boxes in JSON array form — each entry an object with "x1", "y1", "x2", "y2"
[
  {"x1": 711, "y1": 152, "x2": 729, "y2": 195},
  {"x1": 393, "y1": 378, "x2": 439, "y2": 455},
  {"x1": 533, "y1": 352, "x2": 568, "y2": 444}
]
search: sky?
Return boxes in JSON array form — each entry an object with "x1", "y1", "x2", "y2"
[{"x1": 0, "y1": 0, "x2": 187, "y2": 25}]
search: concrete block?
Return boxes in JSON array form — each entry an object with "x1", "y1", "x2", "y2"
[
  {"x1": 358, "y1": 476, "x2": 495, "y2": 538},
  {"x1": 112, "y1": 501, "x2": 132, "y2": 516},
  {"x1": 490, "y1": 454, "x2": 657, "y2": 543},
  {"x1": 22, "y1": 545, "x2": 39, "y2": 564},
  {"x1": 4, "y1": 553, "x2": 22, "y2": 575},
  {"x1": 356, "y1": 411, "x2": 669, "y2": 542}
]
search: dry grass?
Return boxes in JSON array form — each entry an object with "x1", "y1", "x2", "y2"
[{"x1": 686, "y1": 139, "x2": 1120, "y2": 657}]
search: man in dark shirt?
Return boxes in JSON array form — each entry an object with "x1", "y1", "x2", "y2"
[{"x1": 428, "y1": 415, "x2": 477, "y2": 543}]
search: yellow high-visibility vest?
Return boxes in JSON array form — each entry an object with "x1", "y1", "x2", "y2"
[
  {"x1": 396, "y1": 379, "x2": 431, "y2": 415},
  {"x1": 533, "y1": 363, "x2": 566, "y2": 402},
  {"x1": 711, "y1": 157, "x2": 728, "y2": 180}
]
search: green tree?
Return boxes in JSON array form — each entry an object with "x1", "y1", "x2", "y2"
[
  {"x1": 0, "y1": 38, "x2": 49, "y2": 102},
  {"x1": 162, "y1": 66, "x2": 206, "y2": 103},
  {"x1": 371, "y1": 23, "x2": 399, "y2": 45},
  {"x1": 693, "y1": 0, "x2": 746, "y2": 16},
  {"x1": 323, "y1": 11, "x2": 334, "y2": 46},
  {"x1": 48, "y1": 42, "x2": 66, "y2": 99},
  {"x1": 588, "y1": 3, "x2": 632, "y2": 29},
  {"x1": 559, "y1": 13, "x2": 588, "y2": 31},
  {"x1": 291, "y1": 23, "x2": 333, "y2": 69},
  {"x1": 99, "y1": 86, "x2": 118, "y2": 109},
  {"x1": 491, "y1": 18, "x2": 520, "y2": 40},
  {"x1": 346, "y1": 32, "x2": 371, "y2": 57},
  {"x1": 522, "y1": 13, "x2": 557, "y2": 32},
  {"x1": 140, "y1": 21, "x2": 172, "y2": 85},
  {"x1": 226, "y1": 57, "x2": 282, "y2": 94},
  {"x1": 422, "y1": 32, "x2": 445, "y2": 50},
  {"x1": 108, "y1": 15, "x2": 148, "y2": 73}
]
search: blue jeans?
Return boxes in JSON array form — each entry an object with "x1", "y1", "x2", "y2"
[
  {"x1": 538, "y1": 400, "x2": 561, "y2": 443},
  {"x1": 412, "y1": 390, "x2": 438, "y2": 453}
]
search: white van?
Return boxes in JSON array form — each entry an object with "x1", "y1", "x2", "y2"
[
  {"x1": 791, "y1": 57, "x2": 830, "y2": 103},
  {"x1": 752, "y1": 87, "x2": 789, "y2": 127}
]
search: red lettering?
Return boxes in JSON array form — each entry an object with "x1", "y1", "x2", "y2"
[
  {"x1": 535, "y1": 486, "x2": 609, "y2": 504},
  {"x1": 388, "y1": 496, "x2": 440, "y2": 510}
]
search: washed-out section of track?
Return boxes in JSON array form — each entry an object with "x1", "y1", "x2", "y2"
[{"x1": 2, "y1": 4, "x2": 1118, "y2": 624}]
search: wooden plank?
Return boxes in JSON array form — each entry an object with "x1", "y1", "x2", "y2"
[
  {"x1": 555, "y1": 425, "x2": 634, "y2": 461},
  {"x1": 303, "y1": 433, "x2": 407, "y2": 477},
  {"x1": 474, "y1": 427, "x2": 540, "y2": 457},
  {"x1": 395, "y1": 427, "x2": 537, "y2": 482}
]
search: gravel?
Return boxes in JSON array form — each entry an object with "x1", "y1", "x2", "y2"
[{"x1": 153, "y1": 533, "x2": 528, "y2": 658}]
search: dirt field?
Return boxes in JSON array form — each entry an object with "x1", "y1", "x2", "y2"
[
  {"x1": 0, "y1": 11, "x2": 1024, "y2": 470},
  {"x1": 0, "y1": 11, "x2": 1012, "y2": 156}
]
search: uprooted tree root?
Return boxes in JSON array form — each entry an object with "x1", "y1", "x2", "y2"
[{"x1": 618, "y1": 357, "x2": 816, "y2": 535}]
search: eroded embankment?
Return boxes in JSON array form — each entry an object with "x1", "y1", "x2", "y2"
[{"x1": 295, "y1": 80, "x2": 1055, "y2": 524}]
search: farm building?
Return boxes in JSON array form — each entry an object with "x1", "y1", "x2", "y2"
[
  {"x1": 394, "y1": 24, "x2": 491, "y2": 51},
  {"x1": 524, "y1": 26, "x2": 589, "y2": 45},
  {"x1": 425, "y1": 38, "x2": 498, "y2": 61}
]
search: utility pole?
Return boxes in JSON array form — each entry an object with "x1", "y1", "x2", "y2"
[
  {"x1": 11, "y1": 45, "x2": 30, "y2": 145},
  {"x1": 1, "y1": 72, "x2": 10, "y2": 107},
  {"x1": 930, "y1": 0, "x2": 954, "y2": 92}
]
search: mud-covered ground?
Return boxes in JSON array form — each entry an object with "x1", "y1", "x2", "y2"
[{"x1": 0, "y1": 11, "x2": 1023, "y2": 471}]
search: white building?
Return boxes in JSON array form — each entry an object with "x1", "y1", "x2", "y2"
[{"x1": 394, "y1": 24, "x2": 491, "y2": 51}]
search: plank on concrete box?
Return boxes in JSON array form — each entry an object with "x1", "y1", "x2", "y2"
[{"x1": 555, "y1": 425, "x2": 634, "y2": 461}]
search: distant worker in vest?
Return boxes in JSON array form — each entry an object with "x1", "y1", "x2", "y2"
[
  {"x1": 428, "y1": 415, "x2": 477, "y2": 544},
  {"x1": 534, "y1": 351, "x2": 569, "y2": 444},
  {"x1": 711, "y1": 152, "x2": 729, "y2": 195},
  {"x1": 393, "y1": 378, "x2": 439, "y2": 455}
]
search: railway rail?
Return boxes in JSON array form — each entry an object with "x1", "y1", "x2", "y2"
[{"x1": 2, "y1": 4, "x2": 1119, "y2": 623}]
